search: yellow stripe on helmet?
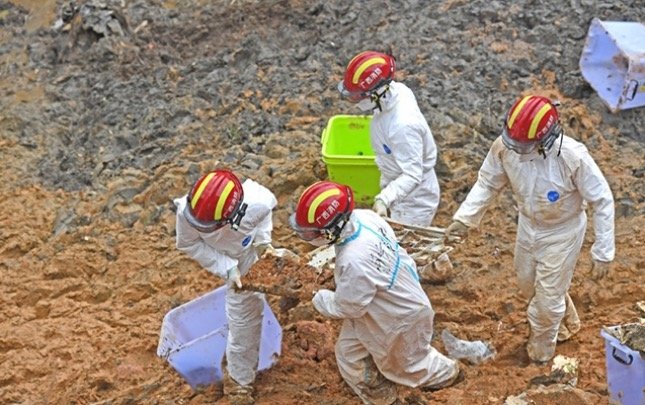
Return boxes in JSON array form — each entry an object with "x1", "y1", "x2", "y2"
[
  {"x1": 191, "y1": 172, "x2": 216, "y2": 209},
  {"x1": 352, "y1": 57, "x2": 386, "y2": 84},
  {"x1": 214, "y1": 180, "x2": 235, "y2": 220},
  {"x1": 307, "y1": 188, "x2": 341, "y2": 224},
  {"x1": 528, "y1": 104, "x2": 553, "y2": 139},
  {"x1": 507, "y1": 96, "x2": 532, "y2": 129},
  {"x1": 347, "y1": 52, "x2": 367, "y2": 68}
]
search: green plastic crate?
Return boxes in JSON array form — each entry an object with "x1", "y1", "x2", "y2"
[{"x1": 321, "y1": 115, "x2": 381, "y2": 206}]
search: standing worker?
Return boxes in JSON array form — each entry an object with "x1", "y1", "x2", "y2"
[
  {"x1": 174, "y1": 169, "x2": 277, "y2": 404},
  {"x1": 290, "y1": 180, "x2": 461, "y2": 404},
  {"x1": 338, "y1": 50, "x2": 440, "y2": 226},
  {"x1": 445, "y1": 95, "x2": 615, "y2": 363}
]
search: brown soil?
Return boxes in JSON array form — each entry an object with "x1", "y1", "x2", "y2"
[
  {"x1": 1, "y1": 1, "x2": 644, "y2": 405},
  {"x1": 241, "y1": 255, "x2": 335, "y2": 301}
]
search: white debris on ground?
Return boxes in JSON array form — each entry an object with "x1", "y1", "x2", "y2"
[
  {"x1": 526, "y1": 354, "x2": 579, "y2": 388},
  {"x1": 440, "y1": 329, "x2": 496, "y2": 365}
]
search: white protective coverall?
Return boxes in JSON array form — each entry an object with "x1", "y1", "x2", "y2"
[
  {"x1": 371, "y1": 81, "x2": 440, "y2": 226},
  {"x1": 453, "y1": 135, "x2": 614, "y2": 362},
  {"x1": 313, "y1": 209, "x2": 459, "y2": 404},
  {"x1": 174, "y1": 179, "x2": 277, "y2": 385}
]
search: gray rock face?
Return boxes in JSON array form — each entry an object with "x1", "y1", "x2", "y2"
[{"x1": 2, "y1": 0, "x2": 643, "y2": 223}]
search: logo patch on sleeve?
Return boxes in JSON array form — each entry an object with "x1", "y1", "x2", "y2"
[
  {"x1": 547, "y1": 190, "x2": 560, "y2": 202},
  {"x1": 242, "y1": 235, "x2": 252, "y2": 247},
  {"x1": 383, "y1": 144, "x2": 392, "y2": 154}
]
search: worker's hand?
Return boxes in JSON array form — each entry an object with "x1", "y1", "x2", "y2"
[
  {"x1": 372, "y1": 198, "x2": 388, "y2": 217},
  {"x1": 445, "y1": 220, "x2": 469, "y2": 241},
  {"x1": 271, "y1": 247, "x2": 298, "y2": 259},
  {"x1": 312, "y1": 289, "x2": 333, "y2": 314},
  {"x1": 227, "y1": 266, "x2": 243, "y2": 289},
  {"x1": 590, "y1": 260, "x2": 610, "y2": 280},
  {"x1": 255, "y1": 242, "x2": 298, "y2": 259},
  {"x1": 254, "y1": 242, "x2": 273, "y2": 258}
]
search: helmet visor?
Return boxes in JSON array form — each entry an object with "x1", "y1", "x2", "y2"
[
  {"x1": 183, "y1": 198, "x2": 228, "y2": 233},
  {"x1": 501, "y1": 127, "x2": 538, "y2": 155},
  {"x1": 337, "y1": 80, "x2": 367, "y2": 103},
  {"x1": 288, "y1": 213, "x2": 323, "y2": 241}
]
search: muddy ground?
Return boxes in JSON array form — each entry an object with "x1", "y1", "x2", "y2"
[{"x1": 0, "y1": 0, "x2": 643, "y2": 404}]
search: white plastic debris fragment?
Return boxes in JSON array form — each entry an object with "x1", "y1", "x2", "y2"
[
  {"x1": 440, "y1": 329, "x2": 496, "y2": 365},
  {"x1": 433, "y1": 251, "x2": 453, "y2": 273},
  {"x1": 551, "y1": 355, "x2": 579, "y2": 386},
  {"x1": 552, "y1": 355, "x2": 579, "y2": 374},
  {"x1": 504, "y1": 393, "x2": 531, "y2": 405},
  {"x1": 527, "y1": 354, "x2": 580, "y2": 387},
  {"x1": 579, "y1": 18, "x2": 645, "y2": 112},
  {"x1": 306, "y1": 245, "x2": 336, "y2": 271},
  {"x1": 636, "y1": 300, "x2": 645, "y2": 317}
]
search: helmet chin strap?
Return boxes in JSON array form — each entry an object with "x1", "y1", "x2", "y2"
[
  {"x1": 229, "y1": 202, "x2": 248, "y2": 231},
  {"x1": 322, "y1": 212, "x2": 351, "y2": 244},
  {"x1": 538, "y1": 123, "x2": 564, "y2": 159},
  {"x1": 371, "y1": 84, "x2": 390, "y2": 112}
]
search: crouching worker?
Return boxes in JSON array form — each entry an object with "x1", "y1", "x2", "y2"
[
  {"x1": 289, "y1": 180, "x2": 461, "y2": 405},
  {"x1": 174, "y1": 169, "x2": 277, "y2": 405}
]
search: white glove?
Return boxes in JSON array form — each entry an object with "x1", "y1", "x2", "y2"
[
  {"x1": 254, "y1": 243, "x2": 298, "y2": 259},
  {"x1": 227, "y1": 266, "x2": 242, "y2": 289},
  {"x1": 372, "y1": 198, "x2": 388, "y2": 217},
  {"x1": 590, "y1": 260, "x2": 610, "y2": 280},
  {"x1": 445, "y1": 220, "x2": 469, "y2": 241},
  {"x1": 312, "y1": 289, "x2": 333, "y2": 314},
  {"x1": 271, "y1": 247, "x2": 299, "y2": 259},
  {"x1": 254, "y1": 242, "x2": 273, "y2": 258}
]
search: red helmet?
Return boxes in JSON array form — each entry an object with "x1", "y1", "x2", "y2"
[
  {"x1": 184, "y1": 169, "x2": 247, "y2": 232},
  {"x1": 338, "y1": 51, "x2": 396, "y2": 102},
  {"x1": 289, "y1": 181, "x2": 354, "y2": 242},
  {"x1": 502, "y1": 95, "x2": 563, "y2": 156}
]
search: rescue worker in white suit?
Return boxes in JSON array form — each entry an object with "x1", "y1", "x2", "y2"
[
  {"x1": 338, "y1": 51, "x2": 440, "y2": 226},
  {"x1": 445, "y1": 95, "x2": 615, "y2": 363},
  {"x1": 290, "y1": 180, "x2": 461, "y2": 405},
  {"x1": 174, "y1": 169, "x2": 277, "y2": 404}
]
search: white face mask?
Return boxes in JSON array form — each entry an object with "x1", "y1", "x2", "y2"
[
  {"x1": 518, "y1": 151, "x2": 539, "y2": 162},
  {"x1": 308, "y1": 236, "x2": 332, "y2": 247},
  {"x1": 356, "y1": 97, "x2": 376, "y2": 112}
]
